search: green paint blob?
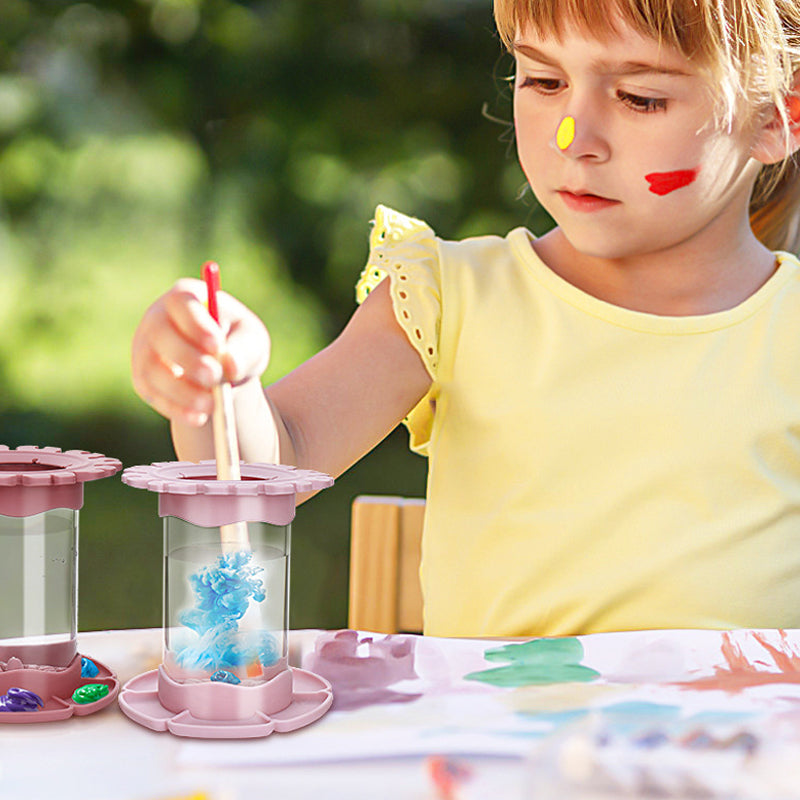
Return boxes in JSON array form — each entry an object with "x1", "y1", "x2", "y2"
[
  {"x1": 72, "y1": 683, "x2": 110, "y2": 704},
  {"x1": 484, "y1": 637, "x2": 587, "y2": 665},
  {"x1": 465, "y1": 637, "x2": 600, "y2": 687}
]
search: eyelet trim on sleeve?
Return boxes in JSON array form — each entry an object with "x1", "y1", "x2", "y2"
[{"x1": 355, "y1": 205, "x2": 441, "y2": 379}]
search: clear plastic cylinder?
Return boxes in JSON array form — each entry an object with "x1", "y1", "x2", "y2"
[
  {"x1": 162, "y1": 516, "x2": 290, "y2": 685},
  {"x1": 0, "y1": 509, "x2": 78, "y2": 667}
]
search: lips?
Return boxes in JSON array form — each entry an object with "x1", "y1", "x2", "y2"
[
  {"x1": 557, "y1": 189, "x2": 620, "y2": 211},
  {"x1": 560, "y1": 186, "x2": 611, "y2": 199}
]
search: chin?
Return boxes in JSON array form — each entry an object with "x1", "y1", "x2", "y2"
[{"x1": 556, "y1": 222, "x2": 670, "y2": 262}]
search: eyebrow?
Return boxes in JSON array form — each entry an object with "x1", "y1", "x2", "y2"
[{"x1": 511, "y1": 42, "x2": 691, "y2": 78}]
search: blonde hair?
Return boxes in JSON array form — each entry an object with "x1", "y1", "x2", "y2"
[{"x1": 494, "y1": 0, "x2": 800, "y2": 252}]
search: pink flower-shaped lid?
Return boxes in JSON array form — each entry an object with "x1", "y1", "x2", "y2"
[
  {"x1": 121, "y1": 461, "x2": 334, "y2": 526},
  {"x1": 0, "y1": 446, "x2": 122, "y2": 517}
]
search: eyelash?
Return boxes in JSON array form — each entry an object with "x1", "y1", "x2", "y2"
[
  {"x1": 618, "y1": 91, "x2": 667, "y2": 113},
  {"x1": 517, "y1": 76, "x2": 668, "y2": 113}
]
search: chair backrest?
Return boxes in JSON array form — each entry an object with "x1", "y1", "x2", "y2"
[{"x1": 348, "y1": 495, "x2": 425, "y2": 634}]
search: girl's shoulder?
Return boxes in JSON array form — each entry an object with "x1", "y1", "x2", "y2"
[{"x1": 356, "y1": 205, "x2": 527, "y2": 302}]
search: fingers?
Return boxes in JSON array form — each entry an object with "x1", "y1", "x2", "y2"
[
  {"x1": 131, "y1": 278, "x2": 271, "y2": 425},
  {"x1": 132, "y1": 345, "x2": 214, "y2": 427},
  {"x1": 163, "y1": 278, "x2": 225, "y2": 356},
  {"x1": 132, "y1": 280, "x2": 220, "y2": 426}
]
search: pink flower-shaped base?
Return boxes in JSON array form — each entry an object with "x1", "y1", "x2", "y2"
[{"x1": 119, "y1": 665, "x2": 332, "y2": 739}]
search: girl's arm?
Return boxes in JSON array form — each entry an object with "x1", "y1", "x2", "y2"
[
  {"x1": 265, "y1": 278, "x2": 432, "y2": 476},
  {"x1": 133, "y1": 278, "x2": 431, "y2": 477}
]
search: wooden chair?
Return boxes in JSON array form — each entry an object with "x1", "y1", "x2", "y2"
[{"x1": 347, "y1": 495, "x2": 425, "y2": 634}]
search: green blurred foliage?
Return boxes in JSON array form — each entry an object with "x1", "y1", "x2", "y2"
[{"x1": 0, "y1": 0, "x2": 551, "y2": 631}]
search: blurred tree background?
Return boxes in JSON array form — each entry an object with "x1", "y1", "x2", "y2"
[{"x1": 0, "y1": 0, "x2": 551, "y2": 631}]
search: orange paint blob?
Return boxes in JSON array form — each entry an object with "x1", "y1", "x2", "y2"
[{"x1": 672, "y1": 631, "x2": 800, "y2": 695}]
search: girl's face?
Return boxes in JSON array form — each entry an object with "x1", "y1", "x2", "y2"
[{"x1": 513, "y1": 19, "x2": 764, "y2": 262}]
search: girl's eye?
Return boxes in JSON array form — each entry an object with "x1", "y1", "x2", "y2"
[
  {"x1": 618, "y1": 90, "x2": 667, "y2": 113},
  {"x1": 517, "y1": 76, "x2": 565, "y2": 94}
]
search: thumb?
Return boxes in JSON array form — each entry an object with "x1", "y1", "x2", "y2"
[{"x1": 220, "y1": 323, "x2": 271, "y2": 384}]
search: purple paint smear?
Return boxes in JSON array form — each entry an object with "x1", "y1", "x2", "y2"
[{"x1": 303, "y1": 630, "x2": 422, "y2": 711}]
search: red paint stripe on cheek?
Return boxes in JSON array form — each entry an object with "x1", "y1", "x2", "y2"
[{"x1": 645, "y1": 168, "x2": 699, "y2": 196}]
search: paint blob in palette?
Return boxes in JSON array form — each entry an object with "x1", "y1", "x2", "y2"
[{"x1": 166, "y1": 547, "x2": 283, "y2": 683}]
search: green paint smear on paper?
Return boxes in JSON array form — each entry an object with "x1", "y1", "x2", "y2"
[{"x1": 465, "y1": 638, "x2": 600, "y2": 687}]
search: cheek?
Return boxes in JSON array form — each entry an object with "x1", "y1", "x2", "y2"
[
  {"x1": 637, "y1": 127, "x2": 746, "y2": 199},
  {"x1": 514, "y1": 110, "x2": 550, "y2": 178},
  {"x1": 624, "y1": 124, "x2": 705, "y2": 197}
]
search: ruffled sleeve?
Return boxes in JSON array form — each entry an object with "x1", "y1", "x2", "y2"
[{"x1": 355, "y1": 205, "x2": 442, "y2": 455}]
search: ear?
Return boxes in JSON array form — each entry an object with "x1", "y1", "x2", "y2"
[{"x1": 751, "y1": 81, "x2": 800, "y2": 165}]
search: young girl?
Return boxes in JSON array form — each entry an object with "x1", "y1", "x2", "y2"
[{"x1": 131, "y1": 0, "x2": 800, "y2": 638}]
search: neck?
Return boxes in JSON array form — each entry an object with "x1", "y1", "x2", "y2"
[{"x1": 533, "y1": 218, "x2": 777, "y2": 317}]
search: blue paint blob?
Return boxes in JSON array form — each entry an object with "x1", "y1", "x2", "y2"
[
  {"x1": 81, "y1": 657, "x2": 99, "y2": 678},
  {"x1": 175, "y1": 550, "x2": 279, "y2": 675},
  {"x1": 210, "y1": 670, "x2": 241, "y2": 685},
  {"x1": 0, "y1": 687, "x2": 43, "y2": 712},
  {"x1": 602, "y1": 701, "x2": 681, "y2": 719},
  {"x1": 598, "y1": 701, "x2": 682, "y2": 736}
]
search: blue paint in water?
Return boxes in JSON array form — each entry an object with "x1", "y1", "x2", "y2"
[
  {"x1": 175, "y1": 550, "x2": 278, "y2": 673},
  {"x1": 210, "y1": 669, "x2": 241, "y2": 685}
]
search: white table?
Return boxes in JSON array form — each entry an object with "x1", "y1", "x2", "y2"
[
  {"x1": 0, "y1": 628, "x2": 520, "y2": 800},
  {"x1": 4, "y1": 627, "x2": 800, "y2": 800}
]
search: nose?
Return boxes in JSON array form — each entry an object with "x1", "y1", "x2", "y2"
[{"x1": 550, "y1": 111, "x2": 610, "y2": 162}]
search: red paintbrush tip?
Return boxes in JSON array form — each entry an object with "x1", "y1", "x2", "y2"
[{"x1": 202, "y1": 261, "x2": 221, "y2": 324}]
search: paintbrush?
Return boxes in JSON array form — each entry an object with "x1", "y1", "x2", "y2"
[
  {"x1": 202, "y1": 263, "x2": 268, "y2": 683},
  {"x1": 202, "y1": 261, "x2": 251, "y2": 553}
]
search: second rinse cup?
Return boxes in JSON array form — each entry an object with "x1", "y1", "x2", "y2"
[{"x1": 0, "y1": 445, "x2": 122, "y2": 722}]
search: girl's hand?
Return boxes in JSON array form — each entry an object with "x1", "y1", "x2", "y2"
[{"x1": 131, "y1": 278, "x2": 271, "y2": 427}]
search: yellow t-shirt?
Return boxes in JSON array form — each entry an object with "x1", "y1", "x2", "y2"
[{"x1": 356, "y1": 205, "x2": 800, "y2": 638}]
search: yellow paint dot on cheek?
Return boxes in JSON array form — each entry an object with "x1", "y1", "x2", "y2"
[{"x1": 556, "y1": 116, "x2": 575, "y2": 150}]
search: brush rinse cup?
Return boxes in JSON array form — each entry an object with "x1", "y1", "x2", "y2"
[
  {"x1": 119, "y1": 460, "x2": 334, "y2": 738},
  {"x1": 0, "y1": 445, "x2": 122, "y2": 722}
]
